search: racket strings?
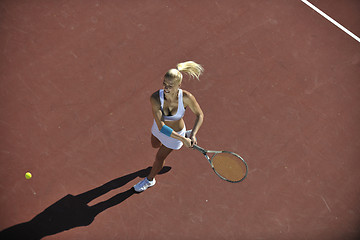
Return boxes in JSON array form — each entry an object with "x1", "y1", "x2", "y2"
[{"x1": 211, "y1": 152, "x2": 247, "y2": 182}]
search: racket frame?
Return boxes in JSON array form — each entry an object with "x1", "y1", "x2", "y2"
[{"x1": 192, "y1": 144, "x2": 248, "y2": 183}]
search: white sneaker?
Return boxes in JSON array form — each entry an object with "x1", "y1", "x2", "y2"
[{"x1": 134, "y1": 178, "x2": 156, "y2": 192}]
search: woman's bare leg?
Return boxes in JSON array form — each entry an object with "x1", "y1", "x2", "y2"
[
  {"x1": 147, "y1": 145, "x2": 173, "y2": 181},
  {"x1": 133, "y1": 135, "x2": 173, "y2": 192},
  {"x1": 151, "y1": 134, "x2": 162, "y2": 148}
]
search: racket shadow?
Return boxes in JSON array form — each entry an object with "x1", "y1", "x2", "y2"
[{"x1": 0, "y1": 166, "x2": 171, "y2": 240}]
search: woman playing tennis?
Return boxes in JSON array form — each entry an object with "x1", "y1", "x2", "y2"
[{"x1": 134, "y1": 61, "x2": 204, "y2": 192}]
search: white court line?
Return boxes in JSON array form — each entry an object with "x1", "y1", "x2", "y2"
[{"x1": 301, "y1": 0, "x2": 360, "y2": 43}]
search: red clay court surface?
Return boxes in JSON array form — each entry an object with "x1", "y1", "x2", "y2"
[{"x1": 1, "y1": 1, "x2": 359, "y2": 239}]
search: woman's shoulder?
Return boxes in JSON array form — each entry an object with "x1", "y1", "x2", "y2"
[
  {"x1": 182, "y1": 89, "x2": 195, "y2": 99},
  {"x1": 151, "y1": 90, "x2": 160, "y2": 98},
  {"x1": 150, "y1": 90, "x2": 161, "y2": 106},
  {"x1": 182, "y1": 89, "x2": 197, "y2": 106}
]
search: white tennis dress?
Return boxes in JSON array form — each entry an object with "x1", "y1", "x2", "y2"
[{"x1": 151, "y1": 89, "x2": 186, "y2": 150}]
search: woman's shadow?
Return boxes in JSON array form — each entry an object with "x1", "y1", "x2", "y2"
[{"x1": 0, "y1": 166, "x2": 171, "y2": 240}]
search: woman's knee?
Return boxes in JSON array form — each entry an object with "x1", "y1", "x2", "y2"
[{"x1": 155, "y1": 146, "x2": 173, "y2": 161}]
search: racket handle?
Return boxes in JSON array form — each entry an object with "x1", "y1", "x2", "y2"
[{"x1": 192, "y1": 144, "x2": 207, "y2": 154}]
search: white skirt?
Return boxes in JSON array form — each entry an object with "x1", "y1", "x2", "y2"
[{"x1": 151, "y1": 120, "x2": 186, "y2": 150}]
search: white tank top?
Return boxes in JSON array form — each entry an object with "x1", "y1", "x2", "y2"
[{"x1": 159, "y1": 89, "x2": 186, "y2": 121}]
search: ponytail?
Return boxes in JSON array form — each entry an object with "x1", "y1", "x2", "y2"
[
  {"x1": 176, "y1": 61, "x2": 204, "y2": 80},
  {"x1": 164, "y1": 61, "x2": 204, "y2": 84}
]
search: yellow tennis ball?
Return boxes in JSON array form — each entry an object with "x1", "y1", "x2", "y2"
[{"x1": 25, "y1": 172, "x2": 32, "y2": 180}]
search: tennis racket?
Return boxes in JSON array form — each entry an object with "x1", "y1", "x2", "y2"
[{"x1": 192, "y1": 144, "x2": 248, "y2": 183}]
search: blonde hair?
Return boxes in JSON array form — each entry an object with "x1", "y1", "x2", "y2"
[{"x1": 165, "y1": 61, "x2": 204, "y2": 84}]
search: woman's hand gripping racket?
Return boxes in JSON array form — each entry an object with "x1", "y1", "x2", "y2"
[{"x1": 192, "y1": 144, "x2": 248, "y2": 183}]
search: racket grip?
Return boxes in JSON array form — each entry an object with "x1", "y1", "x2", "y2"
[{"x1": 192, "y1": 144, "x2": 207, "y2": 154}]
